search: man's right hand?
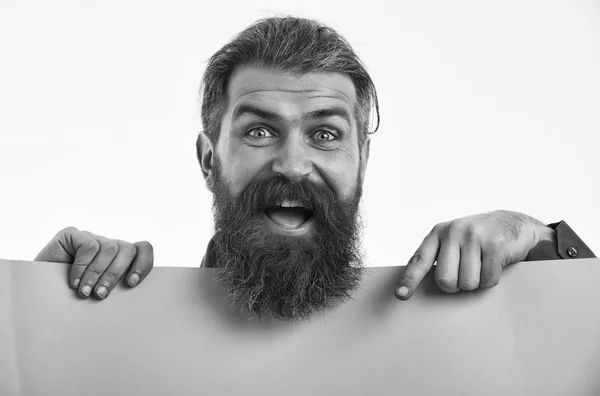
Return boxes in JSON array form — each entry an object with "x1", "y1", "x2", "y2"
[{"x1": 34, "y1": 226, "x2": 154, "y2": 300}]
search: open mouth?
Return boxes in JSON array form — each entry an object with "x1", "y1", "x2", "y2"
[{"x1": 264, "y1": 200, "x2": 314, "y2": 229}]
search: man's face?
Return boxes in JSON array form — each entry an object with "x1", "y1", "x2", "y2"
[
  {"x1": 203, "y1": 66, "x2": 370, "y2": 322},
  {"x1": 215, "y1": 66, "x2": 367, "y2": 208}
]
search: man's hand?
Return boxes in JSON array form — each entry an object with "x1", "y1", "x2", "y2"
[
  {"x1": 35, "y1": 226, "x2": 154, "y2": 300},
  {"x1": 395, "y1": 210, "x2": 554, "y2": 300}
]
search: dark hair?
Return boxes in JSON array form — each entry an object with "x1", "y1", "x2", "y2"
[{"x1": 198, "y1": 16, "x2": 380, "y2": 149}]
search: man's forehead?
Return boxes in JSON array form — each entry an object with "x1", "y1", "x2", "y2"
[{"x1": 227, "y1": 66, "x2": 357, "y2": 107}]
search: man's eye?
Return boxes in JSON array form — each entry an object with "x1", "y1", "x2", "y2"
[
  {"x1": 314, "y1": 130, "x2": 337, "y2": 142},
  {"x1": 247, "y1": 127, "x2": 275, "y2": 139}
]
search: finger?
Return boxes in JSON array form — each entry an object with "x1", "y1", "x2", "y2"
[
  {"x1": 458, "y1": 241, "x2": 481, "y2": 291},
  {"x1": 395, "y1": 229, "x2": 441, "y2": 300},
  {"x1": 77, "y1": 239, "x2": 119, "y2": 298},
  {"x1": 125, "y1": 241, "x2": 154, "y2": 287},
  {"x1": 434, "y1": 238, "x2": 461, "y2": 293},
  {"x1": 480, "y1": 248, "x2": 503, "y2": 289},
  {"x1": 68, "y1": 231, "x2": 100, "y2": 288},
  {"x1": 93, "y1": 242, "x2": 137, "y2": 299}
]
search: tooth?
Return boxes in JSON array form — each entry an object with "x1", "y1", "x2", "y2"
[{"x1": 280, "y1": 200, "x2": 301, "y2": 208}]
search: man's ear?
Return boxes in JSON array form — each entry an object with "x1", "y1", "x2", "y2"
[
  {"x1": 196, "y1": 131, "x2": 215, "y2": 192},
  {"x1": 359, "y1": 136, "x2": 371, "y2": 183}
]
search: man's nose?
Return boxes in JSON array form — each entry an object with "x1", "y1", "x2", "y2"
[{"x1": 272, "y1": 137, "x2": 313, "y2": 181}]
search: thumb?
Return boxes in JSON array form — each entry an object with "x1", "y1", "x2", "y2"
[{"x1": 34, "y1": 226, "x2": 99, "y2": 264}]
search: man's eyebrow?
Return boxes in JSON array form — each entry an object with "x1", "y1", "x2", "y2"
[
  {"x1": 305, "y1": 106, "x2": 352, "y2": 128},
  {"x1": 232, "y1": 104, "x2": 352, "y2": 127},
  {"x1": 232, "y1": 104, "x2": 284, "y2": 123}
]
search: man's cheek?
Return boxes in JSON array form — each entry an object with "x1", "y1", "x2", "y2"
[
  {"x1": 222, "y1": 167, "x2": 251, "y2": 198},
  {"x1": 227, "y1": 158, "x2": 265, "y2": 195},
  {"x1": 333, "y1": 177, "x2": 358, "y2": 203}
]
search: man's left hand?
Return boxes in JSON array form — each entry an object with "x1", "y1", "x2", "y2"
[{"x1": 395, "y1": 210, "x2": 554, "y2": 300}]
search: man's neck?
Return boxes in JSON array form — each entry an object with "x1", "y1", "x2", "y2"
[{"x1": 200, "y1": 238, "x2": 216, "y2": 268}]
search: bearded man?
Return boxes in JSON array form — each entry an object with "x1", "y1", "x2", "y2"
[{"x1": 33, "y1": 17, "x2": 596, "y2": 322}]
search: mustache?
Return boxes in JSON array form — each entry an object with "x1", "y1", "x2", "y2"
[{"x1": 231, "y1": 175, "x2": 354, "y2": 224}]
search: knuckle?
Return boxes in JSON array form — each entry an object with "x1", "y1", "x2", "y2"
[
  {"x1": 100, "y1": 271, "x2": 120, "y2": 285},
  {"x1": 127, "y1": 244, "x2": 138, "y2": 257},
  {"x1": 465, "y1": 223, "x2": 485, "y2": 240},
  {"x1": 82, "y1": 230, "x2": 106, "y2": 240},
  {"x1": 459, "y1": 280, "x2": 480, "y2": 291},
  {"x1": 479, "y1": 278, "x2": 500, "y2": 289},
  {"x1": 483, "y1": 248, "x2": 502, "y2": 266},
  {"x1": 136, "y1": 240, "x2": 154, "y2": 252},
  {"x1": 82, "y1": 238, "x2": 100, "y2": 253},
  {"x1": 448, "y1": 219, "x2": 467, "y2": 235},
  {"x1": 60, "y1": 226, "x2": 79, "y2": 235},
  {"x1": 435, "y1": 276, "x2": 458, "y2": 292},
  {"x1": 408, "y1": 252, "x2": 425, "y2": 265},
  {"x1": 71, "y1": 261, "x2": 90, "y2": 270},
  {"x1": 480, "y1": 268, "x2": 501, "y2": 289},
  {"x1": 430, "y1": 222, "x2": 446, "y2": 235},
  {"x1": 86, "y1": 267, "x2": 105, "y2": 279},
  {"x1": 101, "y1": 241, "x2": 119, "y2": 256},
  {"x1": 119, "y1": 242, "x2": 137, "y2": 257}
]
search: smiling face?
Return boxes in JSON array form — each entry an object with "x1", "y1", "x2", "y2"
[{"x1": 198, "y1": 66, "x2": 371, "y2": 321}]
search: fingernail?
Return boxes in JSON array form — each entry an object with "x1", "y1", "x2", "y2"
[
  {"x1": 128, "y1": 273, "x2": 140, "y2": 286},
  {"x1": 96, "y1": 286, "x2": 107, "y2": 299},
  {"x1": 73, "y1": 278, "x2": 80, "y2": 288},
  {"x1": 80, "y1": 285, "x2": 92, "y2": 297},
  {"x1": 395, "y1": 286, "x2": 409, "y2": 299}
]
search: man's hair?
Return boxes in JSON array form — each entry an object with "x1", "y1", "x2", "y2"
[{"x1": 198, "y1": 16, "x2": 380, "y2": 148}]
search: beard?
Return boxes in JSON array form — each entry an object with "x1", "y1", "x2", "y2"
[{"x1": 210, "y1": 159, "x2": 366, "y2": 323}]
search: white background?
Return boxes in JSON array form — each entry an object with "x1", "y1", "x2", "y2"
[{"x1": 0, "y1": 0, "x2": 598, "y2": 267}]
